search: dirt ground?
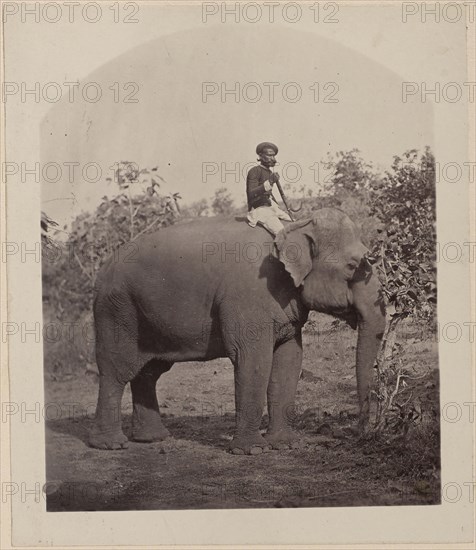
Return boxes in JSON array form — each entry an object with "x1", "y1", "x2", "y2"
[{"x1": 45, "y1": 317, "x2": 440, "y2": 510}]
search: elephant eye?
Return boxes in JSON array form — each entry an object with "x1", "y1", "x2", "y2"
[{"x1": 347, "y1": 262, "x2": 358, "y2": 271}]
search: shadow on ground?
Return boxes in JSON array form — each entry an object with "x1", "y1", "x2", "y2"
[
  {"x1": 46, "y1": 411, "x2": 440, "y2": 511},
  {"x1": 44, "y1": 326, "x2": 440, "y2": 511}
]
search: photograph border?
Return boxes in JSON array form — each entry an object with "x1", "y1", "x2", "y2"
[{"x1": 1, "y1": 1, "x2": 475, "y2": 547}]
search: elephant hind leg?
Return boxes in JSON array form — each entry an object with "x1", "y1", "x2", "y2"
[
  {"x1": 90, "y1": 368, "x2": 130, "y2": 450},
  {"x1": 90, "y1": 305, "x2": 146, "y2": 450},
  {"x1": 131, "y1": 359, "x2": 173, "y2": 442}
]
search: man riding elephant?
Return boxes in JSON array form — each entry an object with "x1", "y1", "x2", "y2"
[{"x1": 246, "y1": 142, "x2": 292, "y2": 235}]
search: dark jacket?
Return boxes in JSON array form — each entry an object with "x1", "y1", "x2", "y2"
[{"x1": 246, "y1": 165, "x2": 277, "y2": 211}]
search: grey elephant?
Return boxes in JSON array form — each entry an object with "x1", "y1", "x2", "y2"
[{"x1": 90, "y1": 208, "x2": 386, "y2": 453}]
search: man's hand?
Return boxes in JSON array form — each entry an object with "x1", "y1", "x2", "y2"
[{"x1": 269, "y1": 172, "x2": 280, "y2": 184}]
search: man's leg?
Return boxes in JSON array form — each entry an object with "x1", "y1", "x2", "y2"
[
  {"x1": 246, "y1": 212, "x2": 257, "y2": 228},
  {"x1": 273, "y1": 203, "x2": 292, "y2": 222},
  {"x1": 260, "y1": 216, "x2": 285, "y2": 236},
  {"x1": 278, "y1": 212, "x2": 292, "y2": 222}
]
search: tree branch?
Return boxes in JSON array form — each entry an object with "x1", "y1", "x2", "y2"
[
  {"x1": 73, "y1": 250, "x2": 93, "y2": 282},
  {"x1": 128, "y1": 187, "x2": 135, "y2": 240},
  {"x1": 132, "y1": 217, "x2": 163, "y2": 241}
]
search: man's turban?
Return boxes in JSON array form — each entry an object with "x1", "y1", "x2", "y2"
[{"x1": 256, "y1": 142, "x2": 278, "y2": 155}]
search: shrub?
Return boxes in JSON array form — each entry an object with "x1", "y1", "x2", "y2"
[{"x1": 42, "y1": 162, "x2": 180, "y2": 374}]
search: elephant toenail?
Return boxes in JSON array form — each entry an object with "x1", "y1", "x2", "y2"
[
  {"x1": 249, "y1": 447, "x2": 263, "y2": 455},
  {"x1": 231, "y1": 448, "x2": 245, "y2": 455}
]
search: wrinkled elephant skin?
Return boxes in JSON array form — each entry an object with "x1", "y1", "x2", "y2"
[{"x1": 90, "y1": 209, "x2": 386, "y2": 453}]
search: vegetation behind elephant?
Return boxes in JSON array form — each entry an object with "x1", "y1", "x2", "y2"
[{"x1": 90, "y1": 208, "x2": 386, "y2": 453}]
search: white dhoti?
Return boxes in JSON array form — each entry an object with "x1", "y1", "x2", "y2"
[{"x1": 247, "y1": 203, "x2": 292, "y2": 236}]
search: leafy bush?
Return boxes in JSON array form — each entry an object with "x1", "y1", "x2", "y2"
[
  {"x1": 368, "y1": 148, "x2": 436, "y2": 325},
  {"x1": 42, "y1": 163, "x2": 180, "y2": 374},
  {"x1": 43, "y1": 163, "x2": 180, "y2": 319},
  {"x1": 289, "y1": 148, "x2": 438, "y2": 436},
  {"x1": 211, "y1": 187, "x2": 236, "y2": 216},
  {"x1": 365, "y1": 149, "x2": 437, "y2": 434}
]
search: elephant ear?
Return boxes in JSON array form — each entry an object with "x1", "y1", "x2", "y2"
[{"x1": 274, "y1": 218, "x2": 316, "y2": 287}]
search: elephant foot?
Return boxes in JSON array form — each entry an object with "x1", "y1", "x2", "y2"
[
  {"x1": 228, "y1": 433, "x2": 272, "y2": 455},
  {"x1": 89, "y1": 425, "x2": 129, "y2": 450},
  {"x1": 264, "y1": 429, "x2": 302, "y2": 450},
  {"x1": 132, "y1": 424, "x2": 170, "y2": 443},
  {"x1": 132, "y1": 407, "x2": 170, "y2": 442}
]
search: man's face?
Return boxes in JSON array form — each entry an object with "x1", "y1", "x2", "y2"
[{"x1": 259, "y1": 148, "x2": 277, "y2": 167}]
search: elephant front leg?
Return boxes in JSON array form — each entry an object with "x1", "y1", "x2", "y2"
[
  {"x1": 265, "y1": 336, "x2": 303, "y2": 450},
  {"x1": 229, "y1": 348, "x2": 274, "y2": 455}
]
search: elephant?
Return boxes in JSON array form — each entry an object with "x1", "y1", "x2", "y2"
[{"x1": 90, "y1": 208, "x2": 386, "y2": 453}]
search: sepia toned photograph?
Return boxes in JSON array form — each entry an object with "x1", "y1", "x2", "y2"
[{"x1": 2, "y1": 0, "x2": 474, "y2": 547}]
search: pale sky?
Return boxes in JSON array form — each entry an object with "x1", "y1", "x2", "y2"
[{"x1": 5, "y1": 2, "x2": 468, "y2": 228}]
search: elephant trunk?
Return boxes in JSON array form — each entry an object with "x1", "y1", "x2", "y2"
[
  {"x1": 350, "y1": 265, "x2": 386, "y2": 430},
  {"x1": 355, "y1": 313, "x2": 385, "y2": 428}
]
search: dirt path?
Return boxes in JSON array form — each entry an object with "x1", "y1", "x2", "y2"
[{"x1": 45, "y1": 325, "x2": 440, "y2": 510}]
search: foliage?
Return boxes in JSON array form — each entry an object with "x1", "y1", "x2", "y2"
[
  {"x1": 289, "y1": 147, "x2": 437, "y2": 435},
  {"x1": 368, "y1": 148, "x2": 436, "y2": 323},
  {"x1": 211, "y1": 187, "x2": 235, "y2": 216},
  {"x1": 181, "y1": 198, "x2": 210, "y2": 218},
  {"x1": 323, "y1": 148, "x2": 379, "y2": 198},
  {"x1": 41, "y1": 211, "x2": 59, "y2": 246},
  {"x1": 293, "y1": 150, "x2": 383, "y2": 244},
  {"x1": 42, "y1": 162, "x2": 180, "y2": 322},
  {"x1": 308, "y1": 147, "x2": 437, "y2": 329},
  {"x1": 367, "y1": 148, "x2": 437, "y2": 433},
  {"x1": 361, "y1": 360, "x2": 440, "y2": 481}
]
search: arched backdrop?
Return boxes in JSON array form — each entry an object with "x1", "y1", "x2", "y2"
[{"x1": 41, "y1": 25, "x2": 433, "y2": 227}]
